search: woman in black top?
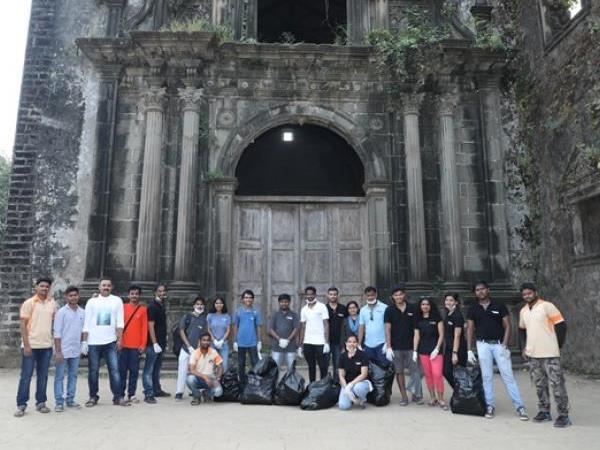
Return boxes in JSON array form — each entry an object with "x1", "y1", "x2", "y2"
[
  {"x1": 337, "y1": 335, "x2": 371, "y2": 410},
  {"x1": 413, "y1": 298, "x2": 447, "y2": 409},
  {"x1": 443, "y1": 292, "x2": 467, "y2": 389}
]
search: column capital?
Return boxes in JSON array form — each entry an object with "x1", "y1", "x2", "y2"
[
  {"x1": 140, "y1": 87, "x2": 167, "y2": 113},
  {"x1": 402, "y1": 93, "x2": 425, "y2": 115},
  {"x1": 178, "y1": 87, "x2": 205, "y2": 112},
  {"x1": 438, "y1": 92, "x2": 459, "y2": 116}
]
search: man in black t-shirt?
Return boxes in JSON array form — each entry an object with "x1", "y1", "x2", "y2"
[
  {"x1": 384, "y1": 284, "x2": 423, "y2": 405},
  {"x1": 325, "y1": 287, "x2": 347, "y2": 383},
  {"x1": 142, "y1": 283, "x2": 169, "y2": 402},
  {"x1": 466, "y1": 281, "x2": 528, "y2": 420}
]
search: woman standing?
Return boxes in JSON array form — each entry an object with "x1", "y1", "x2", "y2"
[
  {"x1": 338, "y1": 335, "x2": 371, "y2": 410},
  {"x1": 442, "y1": 292, "x2": 467, "y2": 388},
  {"x1": 340, "y1": 300, "x2": 360, "y2": 345},
  {"x1": 207, "y1": 296, "x2": 231, "y2": 372},
  {"x1": 413, "y1": 298, "x2": 447, "y2": 409}
]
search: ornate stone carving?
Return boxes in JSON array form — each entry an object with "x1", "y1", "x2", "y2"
[
  {"x1": 140, "y1": 87, "x2": 167, "y2": 112},
  {"x1": 438, "y1": 92, "x2": 459, "y2": 116},
  {"x1": 178, "y1": 87, "x2": 204, "y2": 111},
  {"x1": 402, "y1": 93, "x2": 425, "y2": 115}
]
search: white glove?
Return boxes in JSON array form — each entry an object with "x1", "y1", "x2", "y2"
[
  {"x1": 297, "y1": 347, "x2": 303, "y2": 358},
  {"x1": 467, "y1": 350, "x2": 477, "y2": 365},
  {"x1": 213, "y1": 339, "x2": 219, "y2": 348},
  {"x1": 257, "y1": 341, "x2": 262, "y2": 353},
  {"x1": 233, "y1": 342, "x2": 239, "y2": 352},
  {"x1": 323, "y1": 343, "x2": 330, "y2": 354},
  {"x1": 279, "y1": 339, "x2": 289, "y2": 349},
  {"x1": 382, "y1": 343, "x2": 388, "y2": 354},
  {"x1": 187, "y1": 345, "x2": 194, "y2": 354},
  {"x1": 412, "y1": 351, "x2": 418, "y2": 362},
  {"x1": 501, "y1": 345, "x2": 511, "y2": 359},
  {"x1": 344, "y1": 384, "x2": 357, "y2": 402},
  {"x1": 385, "y1": 348, "x2": 394, "y2": 362},
  {"x1": 153, "y1": 343, "x2": 162, "y2": 354},
  {"x1": 430, "y1": 347, "x2": 439, "y2": 360},
  {"x1": 80, "y1": 341, "x2": 88, "y2": 356},
  {"x1": 216, "y1": 340, "x2": 224, "y2": 349}
]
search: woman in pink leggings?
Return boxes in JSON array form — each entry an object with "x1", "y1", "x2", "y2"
[{"x1": 413, "y1": 298, "x2": 447, "y2": 409}]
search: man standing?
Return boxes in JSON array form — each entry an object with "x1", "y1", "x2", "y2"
[
  {"x1": 358, "y1": 286, "x2": 388, "y2": 366},
  {"x1": 53, "y1": 286, "x2": 85, "y2": 412},
  {"x1": 299, "y1": 286, "x2": 330, "y2": 383},
  {"x1": 143, "y1": 283, "x2": 169, "y2": 403},
  {"x1": 81, "y1": 279, "x2": 129, "y2": 407},
  {"x1": 14, "y1": 278, "x2": 57, "y2": 417},
  {"x1": 269, "y1": 293, "x2": 300, "y2": 371},
  {"x1": 384, "y1": 284, "x2": 423, "y2": 406},
  {"x1": 232, "y1": 289, "x2": 263, "y2": 383},
  {"x1": 119, "y1": 285, "x2": 147, "y2": 404},
  {"x1": 466, "y1": 280, "x2": 528, "y2": 420},
  {"x1": 325, "y1": 287, "x2": 346, "y2": 383},
  {"x1": 186, "y1": 333, "x2": 224, "y2": 404},
  {"x1": 519, "y1": 282, "x2": 571, "y2": 427}
]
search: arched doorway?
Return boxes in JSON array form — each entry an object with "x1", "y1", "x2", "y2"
[{"x1": 231, "y1": 124, "x2": 370, "y2": 321}]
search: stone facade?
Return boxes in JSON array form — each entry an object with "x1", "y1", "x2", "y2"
[{"x1": 3, "y1": 0, "x2": 582, "y2": 367}]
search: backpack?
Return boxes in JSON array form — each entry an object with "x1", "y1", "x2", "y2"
[{"x1": 171, "y1": 313, "x2": 192, "y2": 357}]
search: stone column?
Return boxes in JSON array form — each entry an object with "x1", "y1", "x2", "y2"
[
  {"x1": 403, "y1": 93, "x2": 428, "y2": 280},
  {"x1": 347, "y1": 0, "x2": 369, "y2": 45},
  {"x1": 438, "y1": 92, "x2": 463, "y2": 280},
  {"x1": 366, "y1": 182, "x2": 392, "y2": 293},
  {"x1": 210, "y1": 179, "x2": 237, "y2": 298},
  {"x1": 135, "y1": 87, "x2": 167, "y2": 280},
  {"x1": 478, "y1": 76, "x2": 510, "y2": 281},
  {"x1": 369, "y1": 0, "x2": 389, "y2": 29},
  {"x1": 174, "y1": 87, "x2": 204, "y2": 281},
  {"x1": 98, "y1": 0, "x2": 126, "y2": 37}
]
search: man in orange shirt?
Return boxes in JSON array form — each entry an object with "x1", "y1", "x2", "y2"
[
  {"x1": 186, "y1": 332, "x2": 224, "y2": 405},
  {"x1": 15, "y1": 278, "x2": 57, "y2": 417},
  {"x1": 118, "y1": 285, "x2": 148, "y2": 403}
]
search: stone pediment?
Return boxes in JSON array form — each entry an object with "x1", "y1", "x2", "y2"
[{"x1": 561, "y1": 146, "x2": 600, "y2": 202}]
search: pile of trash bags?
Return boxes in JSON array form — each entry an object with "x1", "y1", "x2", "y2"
[
  {"x1": 366, "y1": 361, "x2": 394, "y2": 406},
  {"x1": 300, "y1": 375, "x2": 340, "y2": 410},
  {"x1": 240, "y1": 357, "x2": 279, "y2": 405},
  {"x1": 274, "y1": 362, "x2": 306, "y2": 406},
  {"x1": 214, "y1": 366, "x2": 242, "y2": 402},
  {"x1": 450, "y1": 365, "x2": 486, "y2": 416}
]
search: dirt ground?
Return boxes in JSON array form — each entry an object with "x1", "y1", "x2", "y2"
[{"x1": 1, "y1": 368, "x2": 598, "y2": 450}]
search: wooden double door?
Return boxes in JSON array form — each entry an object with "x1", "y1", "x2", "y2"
[{"x1": 232, "y1": 201, "x2": 370, "y2": 323}]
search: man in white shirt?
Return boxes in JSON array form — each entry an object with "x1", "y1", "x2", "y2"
[
  {"x1": 81, "y1": 279, "x2": 129, "y2": 407},
  {"x1": 298, "y1": 286, "x2": 330, "y2": 383}
]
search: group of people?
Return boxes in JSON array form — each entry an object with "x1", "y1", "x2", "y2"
[{"x1": 14, "y1": 278, "x2": 572, "y2": 427}]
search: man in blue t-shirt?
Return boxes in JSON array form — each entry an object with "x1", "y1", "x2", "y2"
[
  {"x1": 233, "y1": 290, "x2": 263, "y2": 382},
  {"x1": 358, "y1": 286, "x2": 388, "y2": 366}
]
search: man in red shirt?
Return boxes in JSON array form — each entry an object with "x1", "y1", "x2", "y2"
[{"x1": 118, "y1": 285, "x2": 148, "y2": 403}]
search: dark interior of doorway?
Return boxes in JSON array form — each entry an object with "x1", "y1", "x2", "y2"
[
  {"x1": 235, "y1": 124, "x2": 365, "y2": 196},
  {"x1": 257, "y1": 0, "x2": 347, "y2": 44}
]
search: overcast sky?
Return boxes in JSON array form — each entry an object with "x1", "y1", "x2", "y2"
[{"x1": 0, "y1": 1, "x2": 31, "y2": 159}]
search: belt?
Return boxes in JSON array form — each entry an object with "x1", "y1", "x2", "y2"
[{"x1": 478, "y1": 339, "x2": 501, "y2": 344}]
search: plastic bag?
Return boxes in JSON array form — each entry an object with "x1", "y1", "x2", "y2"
[
  {"x1": 274, "y1": 362, "x2": 306, "y2": 406},
  {"x1": 214, "y1": 366, "x2": 241, "y2": 402},
  {"x1": 240, "y1": 357, "x2": 279, "y2": 405},
  {"x1": 300, "y1": 375, "x2": 340, "y2": 410},
  {"x1": 366, "y1": 361, "x2": 394, "y2": 406},
  {"x1": 450, "y1": 365, "x2": 486, "y2": 416}
]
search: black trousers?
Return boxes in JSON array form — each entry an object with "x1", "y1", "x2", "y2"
[
  {"x1": 303, "y1": 344, "x2": 327, "y2": 383},
  {"x1": 443, "y1": 350, "x2": 467, "y2": 389}
]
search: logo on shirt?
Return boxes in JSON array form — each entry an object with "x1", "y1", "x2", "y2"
[
  {"x1": 286, "y1": 316, "x2": 293, "y2": 320},
  {"x1": 337, "y1": 313, "x2": 344, "y2": 317},
  {"x1": 448, "y1": 321, "x2": 454, "y2": 326},
  {"x1": 407, "y1": 313, "x2": 413, "y2": 316},
  {"x1": 491, "y1": 310, "x2": 500, "y2": 315}
]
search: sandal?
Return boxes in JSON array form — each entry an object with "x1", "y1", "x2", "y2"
[
  {"x1": 85, "y1": 397, "x2": 98, "y2": 408},
  {"x1": 428, "y1": 399, "x2": 438, "y2": 407},
  {"x1": 438, "y1": 401, "x2": 449, "y2": 411}
]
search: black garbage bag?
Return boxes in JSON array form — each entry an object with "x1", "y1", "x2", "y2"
[
  {"x1": 274, "y1": 362, "x2": 306, "y2": 406},
  {"x1": 240, "y1": 357, "x2": 279, "y2": 405},
  {"x1": 300, "y1": 375, "x2": 340, "y2": 410},
  {"x1": 214, "y1": 366, "x2": 241, "y2": 402},
  {"x1": 450, "y1": 365, "x2": 486, "y2": 416},
  {"x1": 366, "y1": 361, "x2": 394, "y2": 406}
]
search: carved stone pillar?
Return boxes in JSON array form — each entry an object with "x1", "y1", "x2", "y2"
[
  {"x1": 135, "y1": 87, "x2": 167, "y2": 280},
  {"x1": 347, "y1": 0, "x2": 369, "y2": 45},
  {"x1": 366, "y1": 182, "x2": 392, "y2": 293},
  {"x1": 97, "y1": 0, "x2": 126, "y2": 37},
  {"x1": 174, "y1": 87, "x2": 204, "y2": 281},
  {"x1": 210, "y1": 179, "x2": 237, "y2": 298},
  {"x1": 369, "y1": 0, "x2": 389, "y2": 29},
  {"x1": 438, "y1": 92, "x2": 463, "y2": 280},
  {"x1": 403, "y1": 93, "x2": 428, "y2": 280}
]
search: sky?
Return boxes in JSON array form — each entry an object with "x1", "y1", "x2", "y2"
[{"x1": 0, "y1": 1, "x2": 31, "y2": 159}]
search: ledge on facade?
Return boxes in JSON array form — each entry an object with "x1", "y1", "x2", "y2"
[
  {"x1": 573, "y1": 253, "x2": 600, "y2": 268},
  {"x1": 543, "y1": 4, "x2": 591, "y2": 54}
]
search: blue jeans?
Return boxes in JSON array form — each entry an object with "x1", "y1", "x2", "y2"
[
  {"x1": 54, "y1": 356, "x2": 80, "y2": 407},
  {"x1": 237, "y1": 346, "x2": 259, "y2": 383},
  {"x1": 118, "y1": 348, "x2": 141, "y2": 398},
  {"x1": 271, "y1": 351, "x2": 296, "y2": 371},
  {"x1": 88, "y1": 341, "x2": 122, "y2": 401},
  {"x1": 365, "y1": 343, "x2": 388, "y2": 367},
  {"x1": 143, "y1": 345, "x2": 164, "y2": 397},
  {"x1": 211, "y1": 341, "x2": 230, "y2": 373},
  {"x1": 338, "y1": 380, "x2": 371, "y2": 410},
  {"x1": 186, "y1": 375, "x2": 223, "y2": 399},
  {"x1": 325, "y1": 344, "x2": 342, "y2": 382},
  {"x1": 16, "y1": 347, "x2": 53, "y2": 408},
  {"x1": 476, "y1": 341, "x2": 524, "y2": 410}
]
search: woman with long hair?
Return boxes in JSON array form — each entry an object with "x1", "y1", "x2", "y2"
[
  {"x1": 207, "y1": 296, "x2": 231, "y2": 372},
  {"x1": 338, "y1": 334, "x2": 371, "y2": 410},
  {"x1": 340, "y1": 300, "x2": 360, "y2": 345},
  {"x1": 442, "y1": 292, "x2": 467, "y2": 389}
]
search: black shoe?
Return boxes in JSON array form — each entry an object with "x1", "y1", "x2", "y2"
[
  {"x1": 144, "y1": 396, "x2": 157, "y2": 404},
  {"x1": 113, "y1": 398, "x2": 131, "y2": 407},
  {"x1": 533, "y1": 411, "x2": 552, "y2": 422},
  {"x1": 155, "y1": 390, "x2": 171, "y2": 398},
  {"x1": 553, "y1": 415, "x2": 572, "y2": 428},
  {"x1": 485, "y1": 406, "x2": 495, "y2": 419},
  {"x1": 85, "y1": 397, "x2": 99, "y2": 408},
  {"x1": 517, "y1": 406, "x2": 529, "y2": 421},
  {"x1": 191, "y1": 397, "x2": 201, "y2": 406},
  {"x1": 175, "y1": 393, "x2": 183, "y2": 401}
]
